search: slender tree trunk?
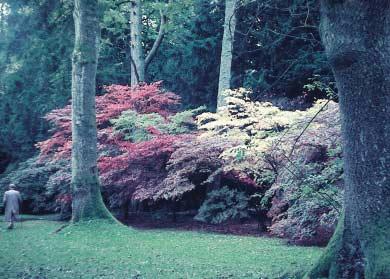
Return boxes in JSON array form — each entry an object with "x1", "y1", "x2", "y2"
[
  {"x1": 129, "y1": 0, "x2": 166, "y2": 87},
  {"x1": 130, "y1": 0, "x2": 145, "y2": 86},
  {"x1": 71, "y1": 0, "x2": 113, "y2": 222},
  {"x1": 307, "y1": 1, "x2": 390, "y2": 278},
  {"x1": 217, "y1": 0, "x2": 237, "y2": 109}
]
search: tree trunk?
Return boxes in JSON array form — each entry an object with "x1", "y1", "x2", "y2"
[
  {"x1": 71, "y1": 0, "x2": 113, "y2": 222},
  {"x1": 217, "y1": 0, "x2": 237, "y2": 109},
  {"x1": 307, "y1": 1, "x2": 390, "y2": 278},
  {"x1": 130, "y1": 0, "x2": 145, "y2": 86}
]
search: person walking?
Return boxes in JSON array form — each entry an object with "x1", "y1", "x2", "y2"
[{"x1": 3, "y1": 184, "x2": 22, "y2": 229}]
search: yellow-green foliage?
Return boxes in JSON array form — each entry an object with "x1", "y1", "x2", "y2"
[{"x1": 196, "y1": 88, "x2": 340, "y2": 184}]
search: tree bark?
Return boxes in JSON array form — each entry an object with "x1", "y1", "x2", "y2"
[
  {"x1": 307, "y1": 1, "x2": 390, "y2": 278},
  {"x1": 129, "y1": 0, "x2": 166, "y2": 87},
  {"x1": 145, "y1": 10, "x2": 166, "y2": 71},
  {"x1": 217, "y1": 0, "x2": 237, "y2": 109},
  {"x1": 130, "y1": 0, "x2": 145, "y2": 86},
  {"x1": 71, "y1": 0, "x2": 114, "y2": 222}
]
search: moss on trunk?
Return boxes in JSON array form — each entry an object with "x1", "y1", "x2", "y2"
[
  {"x1": 71, "y1": 0, "x2": 115, "y2": 223},
  {"x1": 306, "y1": 215, "x2": 344, "y2": 278},
  {"x1": 71, "y1": 176, "x2": 114, "y2": 222}
]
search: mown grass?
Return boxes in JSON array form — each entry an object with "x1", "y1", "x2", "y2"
[{"x1": 0, "y1": 218, "x2": 322, "y2": 279}]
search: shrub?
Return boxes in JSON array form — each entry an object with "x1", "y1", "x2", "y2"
[
  {"x1": 0, "y1": 157, "x2": 70, "y2": 216},
  {"x1": 267, "y1": 152, "x2": 343, "y2": 246},
  {"x1": 23, "y1": 83, "x2": 209, "y2": 218},
  {"x1": 111, "y1": 107, "x2": 205, "y2": 143},
  {"x1": 152, "y1": 137, "x2": 239, "y2": 202},
  {"x1": 165, "y1": 106, "x2": 206, "y2": 134},
  {"x1": 196, "y1": 88, "x2": 343, "y2": 245},
  {"x1": 9, "y1": 84, "x2": 344, "y2": 247},
  {"x1": 111, "y1": 111, "x2": 167, "y2": 142},
  {"x1": 195, "y1": 186, "x2": 250, "y2": 224},
  {"x1": 37, "y1": 82, "x2": 181, "y2": 159}
]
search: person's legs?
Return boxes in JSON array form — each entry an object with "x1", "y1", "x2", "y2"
[{"x1": 7, "y1": 211, "x2": 15, "y2": 229}]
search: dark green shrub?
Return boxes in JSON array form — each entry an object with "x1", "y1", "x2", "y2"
[
  {"x1": 194, "y1": 186, "x2": 250, "y2": 224},
  {"x1": 0, "y1": 157, "x2": 70, "y2": 215}
]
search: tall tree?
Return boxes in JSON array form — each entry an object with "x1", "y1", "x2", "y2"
[
  {"x1": 71, "y1": 0, "x2": 113, "y2": 222},
  {"x1": 217, "y1": 0, "x2": 237, "y2": 109},
  {"x1": 307, "y1": 1, "x2": 390, "y2": 278},
  {"x1": 129, "y1": 0, "x2": 166, "y2": 86}
]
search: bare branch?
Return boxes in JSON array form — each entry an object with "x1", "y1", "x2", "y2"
[
  {"x1": 129, "y1": 54, "x2": 140, "y2": 84},
  {"x1": 288, "y1": 99, "x2": 331, "y2": 158},
  {"x1": 145, "y1": 10, "x2": 166, "y2": 70},
  {"x1": 116, "y1": 0, "x2": 132, "y2": 6}
]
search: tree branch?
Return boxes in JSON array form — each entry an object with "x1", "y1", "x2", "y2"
[
  {"x1": 115, "y1": 0, "x2": 132, "y2": 6},
  {"x1": 288, "y1": 99, "x2": 331, "y2": 158},
  {"x1": 145, "y1": 10, "x2": 166, "y2": 71},
  {"x1": 130, "y1": 54, "x2": 140, "y2": 84}
]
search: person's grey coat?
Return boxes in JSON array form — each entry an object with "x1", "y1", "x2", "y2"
[{"x1": 3, "y1": 190, "x2": 22, "y2": 222}]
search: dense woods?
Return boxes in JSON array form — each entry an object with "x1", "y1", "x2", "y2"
[{"x1": 0, "y1": 0, "x2": 388, "y2": 278}]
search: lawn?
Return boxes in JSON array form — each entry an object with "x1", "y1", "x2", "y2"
[{"x1": 0, "y1": 217, "x2": 322, "y2": 279}]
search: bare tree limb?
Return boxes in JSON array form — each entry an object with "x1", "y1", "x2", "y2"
[
  {"x1": 129, "y1": 54, "x2": 140, "y2": 84},
  {"x1": 145, "y1": 10, "x2": 166, "y2": 70},
  {"x1": 288, "y1": 99, "x2": 331, "y2": 158},
  {"x1": 116, "y1": 0, "x2": 132, "y2": 6}
]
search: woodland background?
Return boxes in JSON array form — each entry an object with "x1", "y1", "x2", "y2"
[{"x1": 0, "y1": 0, "x2": 340, "y2": 247}]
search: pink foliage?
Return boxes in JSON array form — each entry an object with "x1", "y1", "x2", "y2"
[
  {"x1": 36, "y1": 83, "x2": 193, "y2": 209},
  {"x1": 98, "y1": 134, "x2": 194, "y2": 202},
  {"x1": 98, "y1": 82, "x2": 180, "y2": 123},
  {"x1": 35, "y1": 82, "x2": 260, "y2": 220},
  {"x1": 36, "y1": 82, "x2": 180, "y2": 160}
]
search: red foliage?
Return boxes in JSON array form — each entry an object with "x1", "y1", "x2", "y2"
[
  {"x1": 97, "y1": 82, "x2": 180, "y2": 124},
  {"x1": 35, "y1": 82, "x2": 261, "y2": 221},
  {"x1": 35, "y1": 83, "x2": 192, "y2": 211},
  {"x1": 99, "y1": 134, "x2": 195, "y2": 206},
  {"x1": 36, "y1": 82, "x2": 181, "y2": 159}
]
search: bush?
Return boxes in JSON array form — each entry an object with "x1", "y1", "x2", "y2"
[
  {"x1": 152, "y1": 137, "x2": 239, "y2": 202},
  {"x1": 111, "y1": 111, "x2": 167, "y2": 142},
  {"x1": 7, "y1": 84, "x2": 344, "y2": 247},
  {"x1": 267, "y1": 153, "x2": 343, "y2": 246},
  {"x1": 0, "y1": 157, "x2": 70, "y2": 216},
  {"x1": 11, "y1": 83, "x2": 214, "y2": 218},
  {"x1": 196, "y1": 88, "x2": 343, "y2": 245},
  {"x1": 111, "y1": 107, "x2": 204, "y2": 143},
  {"x1": 195, "y1": 186, "x2": 250, "y2": 224}
]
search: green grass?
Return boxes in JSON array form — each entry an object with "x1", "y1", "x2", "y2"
[{"x1": 0, "y1": 217, "x2": 322, "y2": 279}]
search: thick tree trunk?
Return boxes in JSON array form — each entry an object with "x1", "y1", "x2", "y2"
[
  {"x1": 217, "y1": 0, "x2": 237, "y2": 109},
  {"x1": 71, "y1": 0, "x2": 113, "y2": 222},
  {"x1": 130, "y1": 0, "x2": 145, "y2": 86},
  {"x1": 307, "y1": 1, "x2": 390, "y2": 278}
]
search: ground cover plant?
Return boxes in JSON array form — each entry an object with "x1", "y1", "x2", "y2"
[{"x1": 0, "y1": 217, "x2": 322, "y2": 279}]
